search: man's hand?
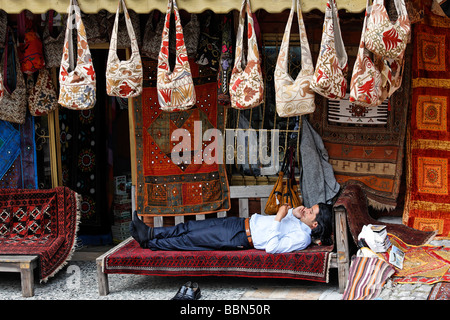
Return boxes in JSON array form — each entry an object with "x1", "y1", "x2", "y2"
[{"x1": 274, "y1": 203, "x2": 291, "y2": 222}]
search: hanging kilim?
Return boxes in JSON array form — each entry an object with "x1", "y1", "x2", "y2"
[
  {"x1": 134, "y1": 58, "x2": 230, "y2": 215},
  {"x1": 403, "y1": 11, "x2": 450, "y2": 240},
  {"x1": 309, "y1": 51, "x2": 411, "y2": 210},
  {"x1": 0, "y1": 113, "x2": 38, "y2": 189}
]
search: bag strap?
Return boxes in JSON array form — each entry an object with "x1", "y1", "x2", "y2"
[
  {"x1": 329, "y1": 0, "x2": 347, "y2": 68},
  {"x1": 159, "y1": 0, "x2": 188, "y2": 72},
  {"x1": 234, "y1": 0, "x2": 259, "y2": 72},
  {"x1": 110, "y1": 0, "x2": 139, "y2": 54},
  {"x1": 279, "y1": 0, "x2": 313, "y2": 75},
  {"x1": 62, "y1": 0, "x2": 90, "y2": 72}
]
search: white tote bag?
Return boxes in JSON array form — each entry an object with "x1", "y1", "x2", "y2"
[{"x1": 274, "y1": 0, "x2": 315, "y2": 117}]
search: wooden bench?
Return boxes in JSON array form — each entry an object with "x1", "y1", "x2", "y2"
[
  {"x1": 0, "y1": 255, "x2": 39, "y2": 297},
  {"x1": 96, "y1": 185, "x2": 350, "y2": 295}
]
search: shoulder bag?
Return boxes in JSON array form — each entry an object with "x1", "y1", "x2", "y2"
[
  {"x1": 141, "y1": 11, "x2": 165, "y2": 60},
  {"x1": 349, "y1": 0, "x2": 386, "y2": 108},
  {"x1": 0, "y1": 29, "x2": 27, "y2": 124},
  {"x1": 157, "y1": 0, "x2": 196, "y2": 112},
  {"x1": 311, "y1": 0, "x2": 348, "y2": 100},
  {"x1": 18, "y1": 12, "x2": 46, "y2": 74},
  {"x1": 28, "y1": 69, "x2": 59, "y2": 116},
  {"x1": 229, "y1": 0, "x2": 264, "y2": 110},
  {"x1": 58, "y1": 0, "x2": 97, "y2": 110},
  {"x1": 43, "y1": 11, "x2": 67, "y2": 69},
  {"x1": 274, "y1": 0, "x2": 315, "y2": 117},
  {"x1": 106, "y1": 0, "x2": 143, "y2": 98},
  {"x1": 365, "y1": 0, "x2": 410, "y2": 60}
]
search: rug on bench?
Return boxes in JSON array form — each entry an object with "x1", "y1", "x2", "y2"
[
  {"x1": 0, "y1": 187, "x2": 80, "y2": 282},
  {"x1": 102, "y1": 237, "x2": 334, "y2": 283}
]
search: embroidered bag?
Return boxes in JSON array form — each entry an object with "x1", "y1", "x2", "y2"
[
  {"x1": 106, "y1": 0, "x2": 143, "y2": 98},
  {"x1": 58, "y1": 0, "x2": 96, "y2": 110},
  {"x1": 18, "y1": 12, "x2": 46, "y2": 74},
  {"x1": 311, "y1": 0, "x2": 348, "y2": 100},
  {"x1": 28, "y1": 69, "x2": 59, "y2": 116},
  {"x1": 349, "y1": 0, "x2": 385, "y2": 108},
  {"x1": 157, "y1": 0, "x2": 196, "y2": 112},
  {"x1": 0, "y1": 29, "x2": 27, "y2": 124},
  {"x1": 229, "y1": 0, "x2": 264, "y2": 110},
  {"x1": 365, "y1": 0, "x2": 410, "y2": 60},
  {"x1": 43, "y1": 11, "x2": 66, "y2": 69},
  {"x1": 274, "y1": 0, "x2": 315, "y2": 117}
]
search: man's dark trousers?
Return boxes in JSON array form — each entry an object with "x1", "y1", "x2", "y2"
[{"x1": 147, "y1": 216, "x2": 251, "y2": 251}]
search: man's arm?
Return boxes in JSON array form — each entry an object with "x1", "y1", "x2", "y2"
[{"x1": 274, "y1": 203, "x2": 290, "y2": 222}]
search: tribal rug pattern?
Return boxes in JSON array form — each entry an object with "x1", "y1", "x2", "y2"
[
  {"x1": 103, "y1": 237, "x2": 333, "y2": 283},
  {"x1": 134, "y1": 59, "x2": 230, "y2": 215},
  {"x1": 403, "y1": 11, "x2": 450, "y2": 240},
  {"x1": 310, "y1": 53, "x2": 411, "y2": 211},
  {"x1": 0, "y1": 187, "x2": 80, "y2": 281},
  {"x1": 428, "y1": 282, "x2": 450, "y2": 300}
]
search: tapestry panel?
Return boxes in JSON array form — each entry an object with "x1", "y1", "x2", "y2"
[
  {"x1": 309, "y1": 54, "x2": 411, "y2": 210},
  {"x1": 134, "y1": 59, "x2": 230, "y2": 215},
  {"x1": 403, "y1": 12, "x2": 450, "y2": 240}
]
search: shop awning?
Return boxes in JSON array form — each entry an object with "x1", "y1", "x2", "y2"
[{"x1": 0, "y1": 0, "x2": 366, "y2": 14}]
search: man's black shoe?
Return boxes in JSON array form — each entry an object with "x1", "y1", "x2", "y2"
[
  {"x1": 183, "y1": 282, "x2": 201, "y2": 300},
  {"x1": 171, "y1": 281, "x2": 192, "y2": 300}
]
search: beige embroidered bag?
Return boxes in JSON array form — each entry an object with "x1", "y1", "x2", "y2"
[
  {"x1": 0, "y1": 29, "x2": 27, "y2": 124},
  {"x1": 58, "y1": 0, "x2": 96, "y2": 110},
  {"x1": 274, "y1": 0, "x2": 315, "y2": 117},
  {"x1": 311, "y1": 0, "x2": 348, "y2": 100},
  {"x1": 106, "y1": 0, "x2": 143, "y2": 98},
  {"x1": 157, "y1": 0, "x2": 196, "y2": 112},
  {"x1": 229, "y1": 0, "x2": 264, "y2": 110},
  {"x1": 365, "y1": 0, "x2": 410, "y2": 60}
]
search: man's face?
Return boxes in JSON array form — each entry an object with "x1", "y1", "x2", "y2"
[{"x1": 293, "y1": 205, "x2": 319, "y2": 229}]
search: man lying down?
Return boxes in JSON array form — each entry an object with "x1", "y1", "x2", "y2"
[{"x1": 129, "y1": 203, "x2": 333, "y2": 254}]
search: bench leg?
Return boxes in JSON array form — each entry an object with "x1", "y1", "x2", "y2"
[
  {"x1": 96, "y1": 259, "x2": 109, "y2": 296},
  {"x1": 20, "y1": 264, "x2": 35, "y2": 298},
  {"x1": 334, "y1": 207, "x2": 349, "y2": 294}
]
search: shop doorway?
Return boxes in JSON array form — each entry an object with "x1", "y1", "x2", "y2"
[{"x1": 59, "y1": 48, "x2": 132, "y2": 244}]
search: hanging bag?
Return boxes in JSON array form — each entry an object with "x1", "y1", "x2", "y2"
[
  {"x1": 264, "y1": 146, "x2": 302, "y2": 215},
  {"x1": 106, "y1": 0, "x2": 143, "y2": 98},
  {"x1": 274, "y1": 0, "x2": 315, "y2": 117},
  {"x1": 0, "y1": 29, "x2": 27, "y2": 124},
  {"x1": 18, "y1": 11, "x2": 46, "y2": 74},
  {"x1": 43, "y1": 11, "x2": 67, "y2": 69},
  {"x1": 157, "y1": 0, "x2": 196, "y2": 112},
  {"x1": 229, "y1": 0, "x2": 264, "y2": 110},
  {"x1": 311, "y1": 0, "x2": 348, "y2": 100},
  {"x1": 28, "y1": 69, "x2": 59, "y2": 116},
  {"x1": 365, "y1": 0, "x2": 410, "y2": 60},
  {"x1": 349, "y1": 0, "x2": 386, "y2": 108},
  {"x1": 58, "y1": 0, "x2": 96, "y2": 110}
]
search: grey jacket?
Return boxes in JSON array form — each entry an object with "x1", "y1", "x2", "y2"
[{"x1": 299, "y1": 116, "x2": 340, "y2": 207}]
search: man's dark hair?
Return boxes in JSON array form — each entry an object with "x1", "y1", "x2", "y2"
[{"x1": 311, "y1": 203, "x2": 333, "y2": 246}]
